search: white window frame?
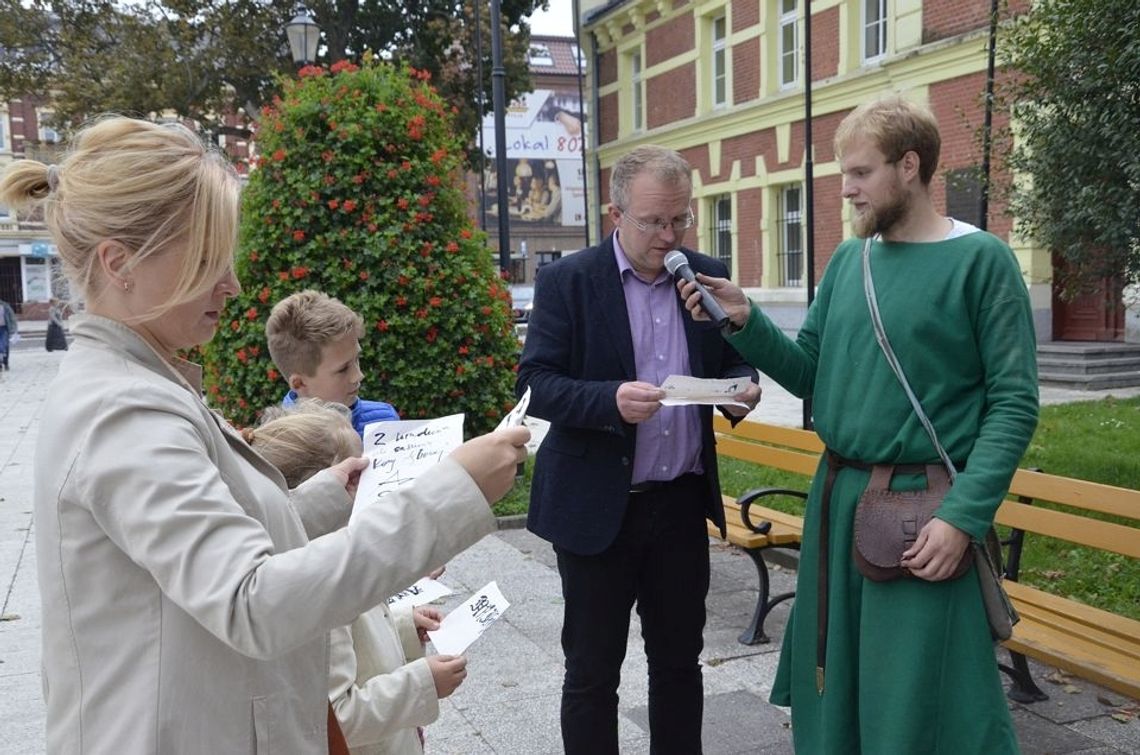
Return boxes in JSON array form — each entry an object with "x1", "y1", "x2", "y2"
[
  {"x1": 862, "y1": 0, "x2": 888, "y2": 64},
  {"x1": 778, "y1": 185, "x2": 804, "y2": 287},
  {"x1": 631, "y1": 51, "x2": 644, "y2": 131},
  {"x1": 0, "y1": 112, "x2": 9, "y2": 154},
  {"x1": 778, "y1": 0, "x2": 799, "y2": 90},
  {"x1": 712, "y1": 15, "x2": 728, "y2": 108}
]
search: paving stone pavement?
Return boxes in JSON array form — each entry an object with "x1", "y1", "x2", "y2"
[{"x1": 1, "y1": 346, "x2": 1139, "y2": 753}]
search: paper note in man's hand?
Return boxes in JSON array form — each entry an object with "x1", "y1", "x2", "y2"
[
  {"x1": 351, "y1": 414, "x2": 465, "y2": 522},
  {"x1": 658, "y1": 374, "x2": 750, "y2": 408},
  {"x1": 426, "y1": 581, "x2": 510, "y2": 656}
]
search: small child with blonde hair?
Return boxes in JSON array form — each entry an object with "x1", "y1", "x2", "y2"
[{"x1": 246, "y1": 399, "x2": 468, "y2": 754}]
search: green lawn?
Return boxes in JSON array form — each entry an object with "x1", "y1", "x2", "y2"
[{"x1": 500, "y1": 396, "x2": 1140, "y2": 620}]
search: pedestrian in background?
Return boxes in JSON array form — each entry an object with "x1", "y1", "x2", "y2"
[
  {"x1": 0, "y1": 297, "x2": 16, "y2": 369},
  {"x1": 45, "y1": 298, "x2": 68, "y2": 351}
]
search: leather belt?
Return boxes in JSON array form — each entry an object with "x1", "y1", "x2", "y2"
[{"x1": 629, "y1": 480, "x2": 670, "y2": 494}]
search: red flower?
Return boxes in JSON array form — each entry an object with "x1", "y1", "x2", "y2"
[
  {"x1": 291, "y1": 266, "x2": 309, "y2": 279},
  {"x1": 245, "y1": 307, "x2": 258, "y2": 321},
  {"x1": 250, "y1": 345, "x2": 260, "y2": 356},
  {"x1": 387, "y1": 169, "x2": 399, "y2": 180},
  {"x1": 375, "y1": 103, "x2": 388, "y2": 112},
  {"x1": 321, "y1": 150, "x2": 335, "y2": 163},
  {"x1": 292, "y1": 230, "x2": 306, "y2": 242},
  {"x1": 272, "y1": 149, "x2": 286, "y2": 162},
  {"x1": 455, "y1": 364, "x2": 465, "y2": 375},
  {"x1": 343, "y1": 199, "x2": 357, "y2": 212},
  {"x1": 397, "y1": 197, "x2": 409, "y2": 210},
  {"x1": 398, "y1": 275, "x2": 410, "y2": 286},
  {"x1": 330, "y1": 59, "x2": 359, "y2": 74},
  {"x1": 238, "y1": 398, "x2": 248, "y2": 409},
  {"x1": 298, "y1": 64, "x2": 325, "y2": 78},
  {"x1": 425, "y1": 326, "x2": 438, "y2": 343},
  {"x1": 429, "y1": 296, "x2": 442, "y2": 307},
  {"x1": 230, "y1": 320, "x2": 240, "y2": 332},
  {"x1": 352, "y1": 173, "x2": 366, "y2": 185},
  {"x1": 460, "y1": 229, "x2": 472, "y2": 239},
  {"x1": 236, "y1": 348, "x2": 248, "y2": 364},
  {"x1": 367, "y1": 223, "x2": 378, "y2": 233},
  {"x1": 418, "y1": 193, "x2": 433, "y2": 208},
  {"x1": 376, "y1": 319, "x2": 389, "y2": 332},
  {"x1": 430, "y1": 148, "x2": 448, "y2": 165},
  {"x1": 278, "y1": 271, "x2": 290, "y2": 281},
  {"x1": 395, "y1": 295, "x2": 407, "y2": 307},
  {"x1": 426, "y1": 175, "x2": 441, "y2": 187},
  {"x1": 480, "y1": 306, "x2": 492, "y2": 316},
  {"x1": 401, "y1": 161, "x2": 412, "y2": 171},
  {"x1": 446, "y1": 241, "x2": 459, "y2": 253},
  {"x1": 249, "y1": 250, "x2": 261, "y2": 261},
  {"x1": 258, "y1": 287, "x2": 270, "y2": 304},
  {"x1": 328, "y1": 199, "x2": 340, "y2": 210},
  {"x1": 266, "y1": 367, "x2": 278, "y2": 381},
  {"x1": 458, "y1": 345, "x2": 469, "y2": 355},
  {"x1": 359, "y1": 270, "x2": 369, "y2": 281},
  {"x1": 415, "y1": 308, "x2": 428, "y2": 319}
]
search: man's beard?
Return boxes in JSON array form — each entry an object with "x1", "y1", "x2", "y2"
[{"x1": 853, "y1": 187, "x2": 910, "y2": 239}]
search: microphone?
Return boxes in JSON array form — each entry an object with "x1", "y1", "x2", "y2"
[{"x1": 664, "y1": 250, "x2": 730, "y2": 327}]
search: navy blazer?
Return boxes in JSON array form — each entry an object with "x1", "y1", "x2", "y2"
[{"x1": 517, "y1": 234, "x2": 758, "y2": 556}]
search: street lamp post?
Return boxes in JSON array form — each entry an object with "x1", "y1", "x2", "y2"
[{"x1": 285, "y1": 7, "x2": 321, "y2": 67}]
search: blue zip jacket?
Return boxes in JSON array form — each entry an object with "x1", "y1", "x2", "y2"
[{"x1": 282, "y1": 390, "x2": 399, "y2": 437}]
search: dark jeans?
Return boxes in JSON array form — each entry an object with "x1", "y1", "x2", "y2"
[{"x1": 555, "y1": 473, "x2": 711, "y2": 755}]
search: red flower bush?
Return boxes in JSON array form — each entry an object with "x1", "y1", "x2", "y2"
[{"x1": 203, "y1": 59, "x2": 516, "y2": 433}]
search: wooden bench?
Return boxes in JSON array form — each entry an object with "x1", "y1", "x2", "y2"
[
  {"x1": 710, "y1": 417, "x2": 1140, "y2": 702},
  {"x1": 707, "y1": 416, "x2": 820, "y2": 644},
  {"x1": 994, "y1": 470, "x2": 1140, "y2": 702}
]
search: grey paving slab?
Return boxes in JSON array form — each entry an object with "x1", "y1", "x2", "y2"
[
  {"x1": 1067, "y1": 716, "x2": 1140, "y2": 754},
  {"x1": 625, "y1": 690, "x2": 792, "y2": 755},
  {"x1": 1011, "y1": 707, "x2": 1115, "y2": 754}
]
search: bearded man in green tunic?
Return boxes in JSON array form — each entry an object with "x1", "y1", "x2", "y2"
[{"x1": 679, "y1": 95, "x2": 1037, "y2": 753}]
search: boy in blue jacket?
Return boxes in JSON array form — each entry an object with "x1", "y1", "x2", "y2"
[{"x1": 266, "y1": 289, "x2": 398, "y2": 433}]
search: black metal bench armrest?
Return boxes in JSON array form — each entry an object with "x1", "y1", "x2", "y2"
[
  {"x1": 1002, "y1": 466, "x2": 1041, "y2": 582},
  {"x1": 737, "y1": 487, "x2": 809, "y2": 535}
]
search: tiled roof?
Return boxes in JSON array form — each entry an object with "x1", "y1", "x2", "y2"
[{"x1": 528, "y1": 35, "x2": 584, "y2": 76}]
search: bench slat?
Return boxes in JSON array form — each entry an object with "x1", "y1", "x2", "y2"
[
  {"x1": 1005, "y1": 619, "x2": 1140, "y2": 700},
  {"x1": 1009, "y1": 468, "x2": 1140, "y2": 521},
  {"x1": 714, "y1": 415, "x2": 823, "y2": 452},
  {"x1": 1005, "y1": 582, "x2": 1140, "y2": 647},
  {"x1": 995, "y1": 502, "x2": 1140, "y2": 558},
  {"x1": 716, "y1": 437, "x2": 821, "y2": 476}
]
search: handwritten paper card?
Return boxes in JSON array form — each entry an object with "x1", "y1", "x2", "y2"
[
  {"x1": 658, "y1": 374, "x2": 751, "y2": 408},
  {"x1": 351, "y1": 413, "x2": 465, "y2": 521},
  {"x1": 386, "y1": 577, "x2": 455, "y2": 611},
  {"x1": 495, "y1": 386, "x2": 531, "y2": 431},
  {"x1": 426, "y1": 581, "x2": 510, "y2": 656}
]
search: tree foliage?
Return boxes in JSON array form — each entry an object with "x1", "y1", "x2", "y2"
[
  {"x1": 997, "y1": 0, "x2": 1140, "y2": 295},
  {"x1": 0, "y1": 0, "x2": 542, "y2": 162},
  {"x1": 201, "y1": 58, "x2": 519, "y2": 435}
]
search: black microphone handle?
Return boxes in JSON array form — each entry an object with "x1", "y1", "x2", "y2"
[{"x1": 689, "y1": 278, "x2": 731, "y2": 327}]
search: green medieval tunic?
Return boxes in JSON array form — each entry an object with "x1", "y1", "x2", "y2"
[{"x1": 727, "y1": 231, "x2": 1038, "y2": 754}]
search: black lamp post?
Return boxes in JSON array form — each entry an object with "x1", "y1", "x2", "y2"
[{"x1": 285, "y1": 6, "x2": 321, "y2": 67}]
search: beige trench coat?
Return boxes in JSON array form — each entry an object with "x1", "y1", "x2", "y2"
[{"x1": 34, "y1": 316, "x2": 494, "y2": 754}]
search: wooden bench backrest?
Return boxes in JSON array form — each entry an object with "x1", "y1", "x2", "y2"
[
  {"x1": 713, "y1": 415, "x2": 822, "y2": 477},
  {"x1": 715, "y1": 417, "x2": 1140, "y2": 559}
]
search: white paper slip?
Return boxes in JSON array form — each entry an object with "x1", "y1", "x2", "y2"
[
  {"x1": 351, "y1": 414, "x2": 465, "y2": 522},
  {"x1": 658, "y1": 374, "x2": 750, "y2": 408},
  {"x1": 426, "y1": 581, "x2": 510, "y2": 656},
  {"x1": 386, "y1": 577, "x2": 455, "y2": 610},
  {"x1": 496, "y1": 386, "x2": 531, "y2": 431}
]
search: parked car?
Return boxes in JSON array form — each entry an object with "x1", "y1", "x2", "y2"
[{"x1": 510, "y1": 285, "x2": 535, "y2": 323}]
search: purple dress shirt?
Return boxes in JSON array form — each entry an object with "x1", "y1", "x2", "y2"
[{"x1": 614, "y1": 232, "x2": 704, "y2": 485}]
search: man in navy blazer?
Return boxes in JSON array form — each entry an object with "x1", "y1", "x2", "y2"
[{"x1": 517, "y1": 145, "x2": 761, "y2": 754}]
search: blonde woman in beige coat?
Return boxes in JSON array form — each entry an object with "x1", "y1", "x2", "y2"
[
  {"x1": 248, "y1": 401, "x2": 463, "y2": 754},
  {"x1": 0, "y1": 117, "x2": 529, "y2": 755}
]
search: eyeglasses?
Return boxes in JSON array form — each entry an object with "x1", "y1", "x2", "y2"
[{"x1": 619, "y1": 206, "x2": 695, "y2": 234}]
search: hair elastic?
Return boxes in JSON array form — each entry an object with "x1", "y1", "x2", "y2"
[{"x1": 46, "y1": 165, "x2": 60, "y2": 192}]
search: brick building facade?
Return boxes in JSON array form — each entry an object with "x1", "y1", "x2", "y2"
[{"x1": 579, "y1": 0, "x2": 1060, "y2": 340}]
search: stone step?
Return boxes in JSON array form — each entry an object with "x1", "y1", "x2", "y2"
[
  {"x1": 1036, "y1": 342, "x2": 1140, "y2": 359},
  {"x1": 1037, "y1": 371, "x2": 1140, "y2": 390},
  {"x1": 1037, "y1": 355, "x2": 1140, "y2": 376}
]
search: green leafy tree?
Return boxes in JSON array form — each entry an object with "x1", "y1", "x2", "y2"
[
  {"x1": 201, "y1": 58, "x2": 518, "y2": 434},
  {"x1": 997, "y1": 0, "x2": 1140, "y2": 295},
  {"x1": 0, "y1": 0, "x2": 541, "y2": 164}
]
